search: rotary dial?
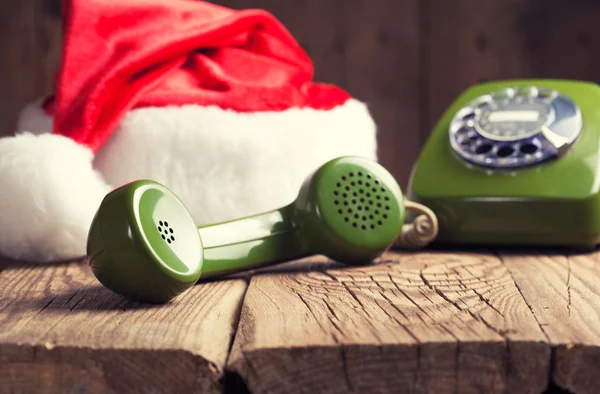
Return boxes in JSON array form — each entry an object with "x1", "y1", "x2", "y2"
[{"x1": 448, "y1": 86, "x2": 582, "y2": 169}]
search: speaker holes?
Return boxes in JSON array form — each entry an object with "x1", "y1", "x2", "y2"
[
  {"x1": 383, "y1": 214, "x2": 388, "y2": 219},
  {"x1": 158, "y1": 220, "x2": 176, "y2": 244},
  {"x1": 335, "y1": 171, "x2": 390, "y2": 231}
]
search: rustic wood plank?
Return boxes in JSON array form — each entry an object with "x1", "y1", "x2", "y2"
[
  {"x1": 421, "y1": 0, "x2": 534, "y2": 136},
  {"x1": 0, "y1": 0, "x2": 61, "y2": 138},
  {"x1": 339, "y1": 0, "x2": 421, "y2": 190},
  {"x1": 422, "y1": 0, "x2": 600, "y2": 137},
  {"x1": 500, "y1": 250, "x2": 600, "y2": 394},
  {"x1": 227, "y1": 250, "x2": 550, "y2": 394},
  {"x1": 518, "y1": 0, "x2": 600, "y2": 80},
  {"x1": 0, "y1": 257, "x2": 247, "y2": 394}
]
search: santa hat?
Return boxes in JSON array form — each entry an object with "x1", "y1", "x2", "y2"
[{"x1": 0, "y1": 0, "x2": 377, "y2": 263}]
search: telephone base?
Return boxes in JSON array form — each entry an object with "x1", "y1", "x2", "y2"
[{"x1": 408, "y1": 79, "x2": 600, "y2": 249}]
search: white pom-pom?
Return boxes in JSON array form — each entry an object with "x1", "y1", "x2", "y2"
[{"x1": 0, "y1": 133, "x2": 112, "y2": 262}]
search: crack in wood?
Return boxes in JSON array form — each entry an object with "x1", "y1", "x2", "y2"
[
  {"x1": 295, "y1": 292, "x2": 353, "y2": 392},
  {"x1": 453, "y1": 340, "x2": 460, "y2": 394},
  {"x1": 471, "y1": 287, "x2": 506, "y2": 318},
  {"x1": 5, "y1": 248, "x2": 594, "y2": 394},
  {"x1": 566, "y1": 255, "x2": 572, "y2": 316},
  {"x1": 495, "y1": 251, "x2": 552, "y2": 344}
]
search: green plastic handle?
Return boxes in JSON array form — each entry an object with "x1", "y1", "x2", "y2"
[{"x1": 197, "y1": 204, "x2": 309, "y2": 278}]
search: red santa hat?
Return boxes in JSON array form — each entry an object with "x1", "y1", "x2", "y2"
[{"x1": 0, "y1": 0, "x2": 377, "y2": 262}]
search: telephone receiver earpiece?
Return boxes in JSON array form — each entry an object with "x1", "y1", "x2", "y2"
[{"x1": 87, "y1": 156, "x2": 418, "y2": 303}]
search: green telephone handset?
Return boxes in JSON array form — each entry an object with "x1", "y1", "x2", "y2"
[
  {"x1": 87, "y1": 156, "x2": 416, "y2": 303},
  {"x1": 408, "y1": 79, "x2": 600, "y2": 249}
]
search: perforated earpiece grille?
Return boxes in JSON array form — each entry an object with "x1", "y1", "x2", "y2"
[{"x1": 332, "y1": 170, "x2": 392, "y2": 231}]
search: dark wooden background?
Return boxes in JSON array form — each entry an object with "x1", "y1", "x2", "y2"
[{"x1": 1, "y1": 0, "x2": 600, "y2": 188}]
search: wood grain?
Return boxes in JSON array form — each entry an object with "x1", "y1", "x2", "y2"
[
  {"x1": 226, "y1": 251, "x2": 550, "y2": 394},
  {"x1": 421, "y1": 0, "x2": 536, "y2": 135},
  {"x1": 339, "y1": 0, "x2": 421, "y2": 190},
  {"x1": 0, "y1": 257, "x2": 247, "y2": 394},
  {"x1": 0, "y1": 0, "x2": 61, "y2": 138},
  {"x1": 500, "y1": 250, "x2": 600, "y2": 394}
]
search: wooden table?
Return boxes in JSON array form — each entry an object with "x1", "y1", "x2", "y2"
[{"x1": 0, "y1": 248, "x2": 599, "y2": 394}]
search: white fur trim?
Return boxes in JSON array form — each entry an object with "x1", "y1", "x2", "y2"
[
  {"x1": 94, "y1": 99, "x2": 378, "y2": 225},
  {"x1": 0, "y1": 133, "x2": 111, "y2": 262},
  {"x1": 12, "y1": 98, "x2": 377, "y2": 261}
]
